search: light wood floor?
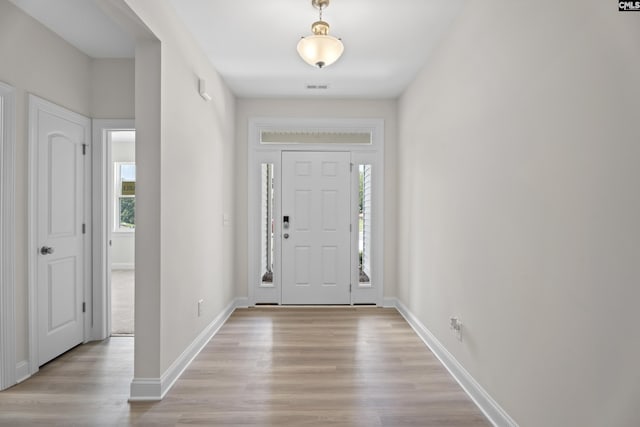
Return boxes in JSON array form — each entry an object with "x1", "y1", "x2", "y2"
[{"x1": 0, "y1": 308, "x2": 490, "y2": 426}]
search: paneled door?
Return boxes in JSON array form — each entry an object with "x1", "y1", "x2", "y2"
[
  {"x1": 281, "y1": 151, "x2": 351, "y2": 304},
  {"x1": 33, "y1": 97, "x2": 89, "y2": 365}
]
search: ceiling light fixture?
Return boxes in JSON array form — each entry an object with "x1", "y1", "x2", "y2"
[{"x1": 296, "y1": 0, "x2": 344, "y2": 69}]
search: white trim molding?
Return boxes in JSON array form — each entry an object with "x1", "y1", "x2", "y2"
[
  {"x1": 247, "y1": 117, "x2": 385, "y2": 306},
  {"x1": 394, "y1": 299, "x2": 519, "y2": 427},
  {"x1": 0, "y1": 81, "x2": 16, "y2": 391},
  {"x1": 111, "y1": 263, "x2": 135, "y2": 270},
  {"x1": 15, "y1": 361, "x2": 29, "y2": 383},
  {"x1": 129, "y1": 297, "x2": 244, "y2": 401},
  {"x1": 91, "y1": 119, "x2": 135, "y2": 341}
]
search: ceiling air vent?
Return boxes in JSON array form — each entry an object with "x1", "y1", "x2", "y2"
[{"x1": 306, "y1": 84, "x2": 329, "y2": 90}]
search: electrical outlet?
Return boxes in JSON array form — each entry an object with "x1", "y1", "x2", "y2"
[{"x1": 198, "y1": 299, "x2": 204, "y2": 317}]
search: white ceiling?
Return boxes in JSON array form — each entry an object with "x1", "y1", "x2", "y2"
[
  {"x1": 9, "y1": 0, "x2": 465, "y2": 98},
  {"x1": 9, "y1": 0, "x2": 135, "y2": 58}
]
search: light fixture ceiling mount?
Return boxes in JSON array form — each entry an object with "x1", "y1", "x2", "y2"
[
  {"x1": 297, "y1": 0, "x2": 344, "y2": 69},
  {"x1": 311, "y1": 0, "x2": 330, "y2": 10}
]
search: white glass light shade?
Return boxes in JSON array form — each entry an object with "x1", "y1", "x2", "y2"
[{"x1": 297, "y1": 35, "x2": 344, "y2": 68}]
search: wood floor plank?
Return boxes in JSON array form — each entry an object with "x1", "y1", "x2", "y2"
[{"x1": 0, "y1": 307, "x2": 490, "y2": 426}]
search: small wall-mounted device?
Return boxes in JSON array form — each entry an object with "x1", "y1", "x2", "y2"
[
  {"x1": 198, "y1": 299, "x2": 204, "y2": 317},
  {"x1": 198, "y1": 78, "x2": 212, "y2": 101},
  {"x1": 283, "y1": 215, "x2": 290, "y2": 229},
  {"x1": 450, "y1": 316, "x2": 463, "y2": 341}
]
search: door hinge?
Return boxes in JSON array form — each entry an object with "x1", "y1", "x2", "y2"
[
  {"x1": 82, "y1": 302, "x2": 86, "y2": 313},
  {"x1": 350, "y1": 283, "x2": 352, "y2": 292},
  {"x1": 350, "y1": 162, "x2": 354, "y2": 172},
  {"x1": 350, "y1": 223, "x2": 352, "y2": 232},
  {"x1": 82, "y1": 144, "x2": 87, "y2": 155},
  {"x1": 82, "y1": 223, "x2": 86, "y2": 234}
]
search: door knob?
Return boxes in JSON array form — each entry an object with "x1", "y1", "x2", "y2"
[
  {"x1": 283, "y1": 233, "x2": 289, "y2": 239},
  {"x1": 40, "y1": 246, "x2": 54, "y2": 255}
]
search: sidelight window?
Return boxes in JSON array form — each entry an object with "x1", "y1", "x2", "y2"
[
  {"x1": 358, "y1": 164, "x2": 372, "y2": 285},
  {"x1": 261, "y1": 163, "x2": 275, "y2": 285}
]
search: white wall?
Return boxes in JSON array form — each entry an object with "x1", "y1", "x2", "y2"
[
  {"x1": 111, "y1": 233, "x2": 135, "y2": 270},
  {"x1": 0, "y1": 0, "x2": 92, "y2": 369},
  {"x1": 111, "y1": 134, "x2": 135, "y2": 269},
  {"x1": 123, "y1": 0, "x2": 236, "y2": 378},
  {"x1": 91, "y1": 58, "x2": 135, "y2": 119},
  {"x1": 235, "y1": 99, "x2": 397, "y2": 300},
  {"x1": 397, "y1": 1, "x2": 640, "y2": 426}
]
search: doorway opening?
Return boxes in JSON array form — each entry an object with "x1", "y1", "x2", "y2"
[
  {"x1": 108, "y1": 131, "x2": 135, "y2": 336},
  {"x1": 92, "y1": 119, "x2": 135, "y2": 342},
  {"x1": 248, "y1": 118, "x2": 385, "y2": 306}
]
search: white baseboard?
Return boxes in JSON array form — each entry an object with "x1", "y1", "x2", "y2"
[
  {"x1": 395, "y1": 299, "x2": 518, "y2": 427},
  {"x1": 128, "y1": 378, "x2": 161, "y2": 400},
  {"x1": 234, "y1": 297, "x2": 249, "y2": 308},
  {"x1": 15, "y1": 360, "x2": 29, "y2": 383},
  {"x1": 111, "y1": 263, "x2": 134, "y2": 270},
  {"x1": 129, "y1": 297, "x2": 239, "y2": 401},
  {"x1": 382, "y1": 297, "x2": 397, "y2": 308}
]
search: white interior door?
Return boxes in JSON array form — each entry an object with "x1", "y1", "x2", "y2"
[
  {"x1": 34, "y1": 99, "x2": 88, "y2": 366},
  {"x1": 281, "y1": 151, "x2": 351, "y2": 304}
]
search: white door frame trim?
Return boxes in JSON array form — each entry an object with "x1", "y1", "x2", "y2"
[
  {"x1": 91, "y1": 119, "x2": 135, "y2": 340},
  {"x1": 27, "y1": 95, "x2": 92, "y2": 375},
  {"x1": 247, "y1": 117, "x2": 385, "y2": 306},
  {"x1": 0, "y1": 81, "x2": 16, "y2": 391}
]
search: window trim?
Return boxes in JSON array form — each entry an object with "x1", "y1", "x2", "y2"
[
  {"x1": 113, "y1": 161, "x2": 136, "y2": 233},
  {"x1": 248, "y1": 117, "x2": 385, "y2": 306}
]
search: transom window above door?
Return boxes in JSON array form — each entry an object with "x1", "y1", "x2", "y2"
[{"x1": 260, "y1": 131, "x2": 372, "y2": 145}]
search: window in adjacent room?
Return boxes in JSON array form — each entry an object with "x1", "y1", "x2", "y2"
[{"x1": 114, "y1": 162, "x2": 136, "y2": 232}]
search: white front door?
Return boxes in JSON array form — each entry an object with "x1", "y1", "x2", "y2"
[
  {"x1": 33, "y1": 98, "x2": 89, "y2": 365},
  {"x1": 281, "y1": 151, "x2": 351, "y2": 304}
]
